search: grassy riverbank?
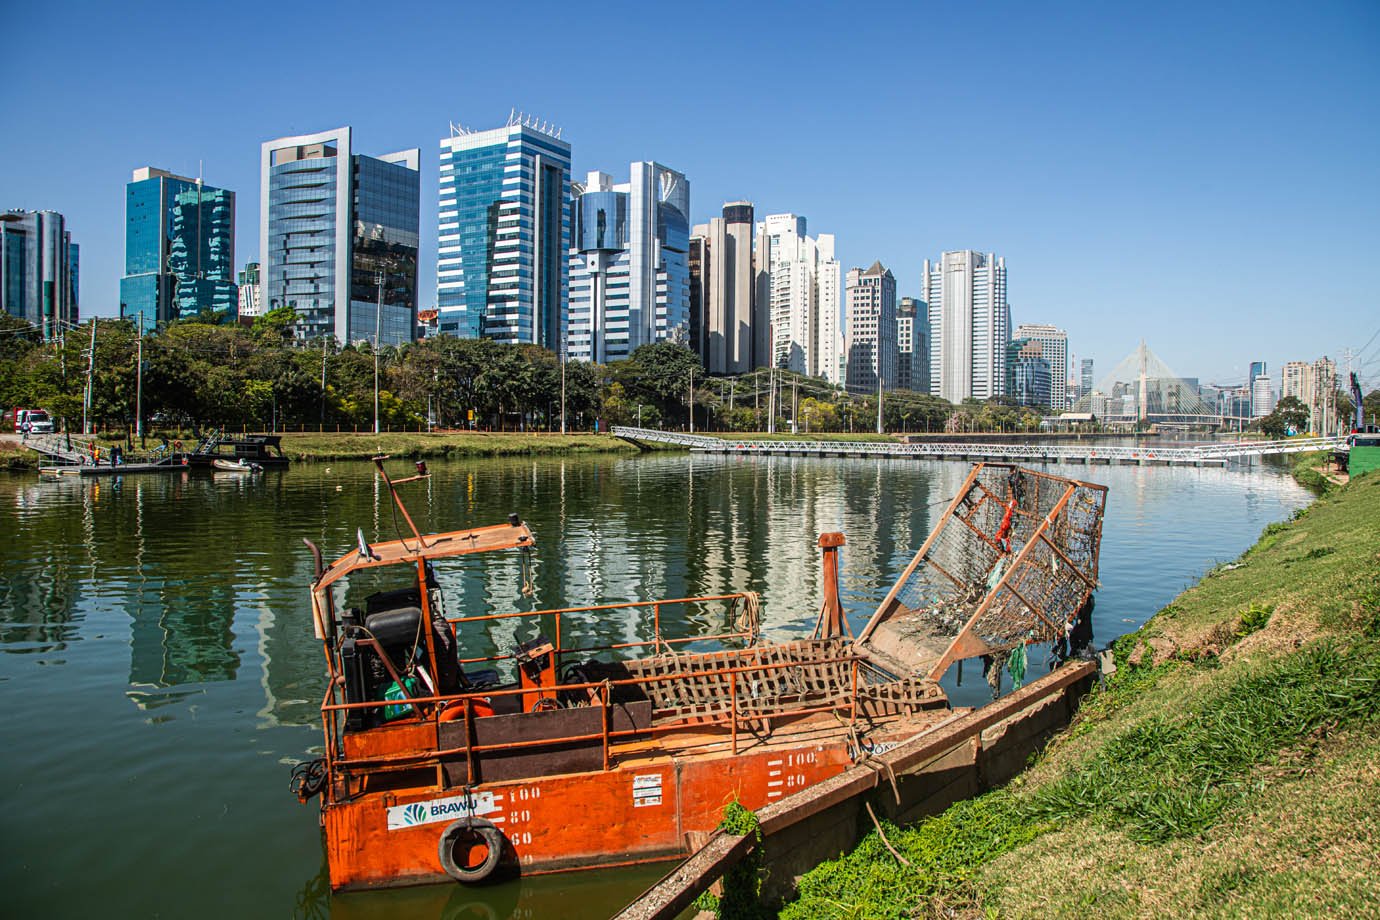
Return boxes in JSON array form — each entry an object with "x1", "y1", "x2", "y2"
[
  {"x1": 272, "y1": 431, "x2": 652, "y2": 461},
  {"x1": 782, "y1": 466, "x2": 1380, "y2": 919}
]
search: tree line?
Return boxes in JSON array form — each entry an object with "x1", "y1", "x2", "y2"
[{"x1": 0, "y1": 312, "x2": 1070, "y2": 437}]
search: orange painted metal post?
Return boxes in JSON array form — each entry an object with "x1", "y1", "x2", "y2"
[
  {"x1": 653, "y1": 603, "x2": 661, "y2": 644},
  {"x1": 730, "y1": 671, "x2": 738, "y2": 755},
  {"x1": 817, "y1": 533, "x2": 848, "y2": 638}
]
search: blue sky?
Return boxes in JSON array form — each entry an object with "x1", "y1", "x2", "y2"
[{"x1": 3, "y1": 0, "x2": 1377, "y2": 387}]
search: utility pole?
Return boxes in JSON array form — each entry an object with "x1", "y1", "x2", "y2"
[
  {"x1": 688, "y1": 366, "x2": 695, "y2": 433},
  {"x1": 373, "y1": 271, "x2": 383, "y2": 435},
  {"x1": 82, "y1": 319, "x2": 97, "y2": 435},
  {"x1": 792, "y1": 376, "x2": 798, "y2": 433},
  {"x1": 876, "y1": 357, "x2": 884, "y2": 435},
  {"x1": 560, "y1": 351, "x2": 567, "y2": 434},
  {"x1": 320, "y1": 337, "x2": 328, "y2": 428},
  {"x1": 135, "y1": 313, "x2": 144, "y2": 443}
]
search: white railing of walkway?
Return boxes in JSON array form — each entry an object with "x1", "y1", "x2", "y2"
[
  {"x1": 21, "y1": 432, "x2": 97, "y2": 464},
  {"x1": 610, "y1": 427, "x2": 1347, "y2": 465}
]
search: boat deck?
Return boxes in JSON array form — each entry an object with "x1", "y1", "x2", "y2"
[{"x1": 614, "y1": 705, "x2": 953, "y2": 766}]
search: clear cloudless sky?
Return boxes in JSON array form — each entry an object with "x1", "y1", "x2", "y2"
[{"x1": 3, "y1": 0, "x2": 1377, "y2": 387}]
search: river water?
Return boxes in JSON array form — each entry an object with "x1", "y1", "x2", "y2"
[{"x1": 0, "y1": 453, "x2": 1311, "y2": 919}]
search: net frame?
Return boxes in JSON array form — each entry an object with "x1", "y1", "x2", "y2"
[{"x1": 857, "y1": 463, "x2": 1107, "y2": 680}]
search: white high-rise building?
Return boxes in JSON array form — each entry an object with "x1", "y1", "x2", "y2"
[
  {"x1": 845, "y1": 262, "x2": 897, "y2": 395},
  {"x1": 1251, "y1": 375, "x2": 1276, "y2": 418},
  {"x1": 924, "y1": 251, "x2": 1010, "y2": 402},
  {"x1": 1013, "y1": 323, "x2": 1068, "y2": 411},
  {"x1": 753, "y1": 213, "x2": 841, "y2": 381},
  {"x1": 566, "y1": 163, "x2": 690, "y2": 363}
]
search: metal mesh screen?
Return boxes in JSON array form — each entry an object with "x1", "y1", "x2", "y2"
[{"x1": 860, "y1": 463, "x2": 1106, "y2": 676}]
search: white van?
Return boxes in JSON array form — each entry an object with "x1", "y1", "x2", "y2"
[{"x1": 5, "y1": 408, "x2": 55, "y2": 434}]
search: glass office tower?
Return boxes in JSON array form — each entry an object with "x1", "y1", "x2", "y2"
[
  {"x1": 567, "y1": 162, "x2": 690, "y2": 363},
  {"x1": 120, "y1": 167, "x2": 236, "y2": 328},
  {"x1": 260, "y1": 127, "x2": 419, "y2": 345},
  {"x1": 437, "y1": 117, "x2": 570, "y2": 349},
  {"x1": 1, "y1": 209, "x2": 79, "y2": 339}
]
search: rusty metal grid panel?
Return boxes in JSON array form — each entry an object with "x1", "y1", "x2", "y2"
[{"x1": 857, "y1": 464, "x2": 1107, "y2": 680}]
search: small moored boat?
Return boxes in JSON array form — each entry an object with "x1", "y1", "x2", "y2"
[{"x1": 212, "y1": 458, "x2": 261, "y2": 473}]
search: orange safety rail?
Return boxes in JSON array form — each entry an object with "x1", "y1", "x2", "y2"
[
  {"x1": 317, "y1": 650, "x2": 871, "y2": 783},
  {"x1": 440, "y1": 593, "x2": 761, "y2": 668}
]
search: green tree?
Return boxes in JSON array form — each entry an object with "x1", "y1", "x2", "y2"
[{"x1": 1259, "y1": 395, "x2": 1310, "y2": 438}]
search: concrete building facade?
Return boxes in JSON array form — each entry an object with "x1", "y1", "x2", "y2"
[
  {"x1": 753, "y1": 213, "x2": 841, "y2": 381},
  {"x1": 691, "y1": 202, "x2": 758, "y2": 374},
  {"x1": 896, "y1": 296, "x2": 930, "y2": 393},
  {"x1": 844, "y1": 261, "x2": 897, "y2": 396},
  {"x1": 1013, "y1": 323, "x2": 1068, "y2": 411},
  {"x1": 923, "y1": 250, "x2": 1009, "y2": 402}
]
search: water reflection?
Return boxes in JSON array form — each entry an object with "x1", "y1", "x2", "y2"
[{"x1": 0, "y1": 454, "x2": 1312, "y2": 919}]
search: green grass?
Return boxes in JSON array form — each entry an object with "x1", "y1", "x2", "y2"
[
  {"x1": 273, "y1": 430, "x2": 645, "y2": 461},
  {"x1": 779, "y1": 469, "x2": 1380, "y2": 919}
]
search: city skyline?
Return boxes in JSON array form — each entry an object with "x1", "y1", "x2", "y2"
[{"x1": 3, "y1": 0, "x2": 1377, "y2": 385}]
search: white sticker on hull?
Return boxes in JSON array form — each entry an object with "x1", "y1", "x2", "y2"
[
  {"x1": 633, "y1": 773, "x2": 663, "y2": 807},
  {"x1": 387, "y1": 790, "x2": 498, "y2": 830}
]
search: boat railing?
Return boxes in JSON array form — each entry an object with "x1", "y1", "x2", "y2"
[
  {"x1": 442, "y1": 593, "x2": 761, "y2": 669},
  {"x1": 318, "y1": 650, "x2": 874, "y2": 785}
]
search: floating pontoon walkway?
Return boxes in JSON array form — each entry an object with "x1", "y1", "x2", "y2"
[{"x1": 611, "y1": 427, "x2": 1346, "y2": 467}]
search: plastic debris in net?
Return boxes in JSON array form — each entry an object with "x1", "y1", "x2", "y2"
[{"x1": 856, "y1": 463, "x2": 1107, "y2": 681}]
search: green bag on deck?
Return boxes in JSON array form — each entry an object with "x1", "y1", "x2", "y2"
[{"x1": 382, "y1": 676, "x2": 419, "y2": 721}]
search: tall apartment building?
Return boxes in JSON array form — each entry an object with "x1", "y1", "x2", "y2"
[
  {"x1": 120, "y1": 167, "x2": 236, "y2": 329},
  {"x1": 844, "y1": 262, "x2": 897, "y2": 395},
  {"x1": 1248, "y1": 359, "x2": 1275, "y2": 418},
  {"x1": 1280, "y1": 358, "x2": 1339, "y2": 435},
  {"x1": 896, "y1": 296, "x2": 930, "y2": 392},
  {"x1": 923, "y1": 251, "x2": 1009, "y2": 402},
  {"x1": 567, "y1": 163, "x2": 689, "y2": 363},
  {"x1": 691, "y1": 202, "x2": 758, "y2": 374},
  {"x1": 1013, "y1": 323, "x2": 1068, "y2": 411},
  {"x1": 437, "y1": 117, "x2": 570, "y2": 350},
  {"x1": 0, "y1": 209, "x2": 78, "y2": 340},
  {"x1": 260, "y1": 127, "x2": 420, "y2": 345},
  {"x1": 237, "y1": 262, "x2": 261, "y2": 318},
  {"x1": 752, "y1": 213, "x2": 841, "y2": 381},
  {"x1": 1007, "y1": 338, "x2": 1053, "y2": 408}
]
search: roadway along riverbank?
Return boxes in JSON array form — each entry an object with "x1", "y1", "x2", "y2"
[{"x1": 778, "y1": 462, "x2": 1380, "y2": 919}]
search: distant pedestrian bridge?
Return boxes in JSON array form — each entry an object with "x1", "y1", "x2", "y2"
[{"x1": 610, "y1": 427, "x2": 1346, "y2": 467}]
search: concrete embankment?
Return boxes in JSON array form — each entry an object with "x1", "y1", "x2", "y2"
[{"x1": 777, "y1": 466, "x2": 1380, "y2": 919}]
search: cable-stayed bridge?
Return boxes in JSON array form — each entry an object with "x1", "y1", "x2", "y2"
[{"x1": 611, "y1": 427, "x2": 1345, "y2": 467}]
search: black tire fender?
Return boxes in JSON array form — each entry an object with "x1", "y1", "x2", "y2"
[{"x1": 437, "y1": 816, "x2": 505, "y2": 884}]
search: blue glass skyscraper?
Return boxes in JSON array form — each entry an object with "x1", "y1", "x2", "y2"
[
  {"x1": 437, "y1": 116, "x2": 570, "y2": 349},
  {"x1": 260, "y1": 128, "x2": 419, "y2": 345},
  {"x1": 120, "y1": 167, "x2": 236, "y2": 328}
]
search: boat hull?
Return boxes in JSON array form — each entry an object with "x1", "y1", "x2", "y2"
[{"x1": 322, "y1": 735, "x2": 852, "y2": 890}]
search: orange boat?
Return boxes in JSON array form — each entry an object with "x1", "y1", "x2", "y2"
[{"x1": 295, "y1": 457, "x2": 1106, "y2": 891}]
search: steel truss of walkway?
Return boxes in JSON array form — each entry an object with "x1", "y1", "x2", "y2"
[{"x1": 610, "y1": 427, "x2": 1348, "y2": 467}]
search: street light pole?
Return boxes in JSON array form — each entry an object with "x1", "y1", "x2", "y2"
[
  {"x1": 373, "y1": 270, "x2": 383, "y2": 435},
  {"x1": 689, "y1": 366, "x2": 695, "y2": 434},
  {"x1": 135, "y1": 313, "x2": 144, "y2": 442}
]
